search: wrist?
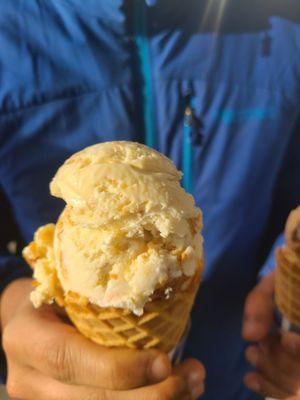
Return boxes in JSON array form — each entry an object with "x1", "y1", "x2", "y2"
[{"x1": 0, "y1": 278, "x2": 33, "y2": 331}]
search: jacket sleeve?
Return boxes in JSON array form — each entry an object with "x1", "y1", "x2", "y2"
[
  {"x1": 0, "y1": 253, "x2": 31, "y2": 293},
  {"x1": 259, "y1": 233, "x2": 284, "y2": 278},
  {"x1": 259, "y1": 118, "x2": 300, "y2": 279},
  {"x1": 0, "y1": 187, "x2": 31, "y2": 295}
]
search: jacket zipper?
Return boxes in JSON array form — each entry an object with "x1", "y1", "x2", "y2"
[
  {"x1": 182, "y1": 99, "x2": 194, "y2": 193},
  {"x1": 134, "y1": 1, "x2": 193, "y2": 192},
  {"x1": 133, "y1": 1, "x2": 155, "y2": 148}
]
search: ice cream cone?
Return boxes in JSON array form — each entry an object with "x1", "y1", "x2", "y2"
[
  {"x1": 275, "y1": 206, "x2": 300, "y2": 327},
  {"x1": 23, "y1": 142, "x2": 204, "y2": 353}
]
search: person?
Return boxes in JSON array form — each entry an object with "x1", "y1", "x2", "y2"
[{"x1": 0, "y1": 0, "x2": 300, "y2": 399}]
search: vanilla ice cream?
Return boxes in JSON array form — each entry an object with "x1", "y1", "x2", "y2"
[{"x1": 27, "y1": 141, "x2": 203, "y2": 316}]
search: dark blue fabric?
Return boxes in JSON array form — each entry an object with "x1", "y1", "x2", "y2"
[{"x1": 0, "y1": 1, "x2": 300, "y2": 399}]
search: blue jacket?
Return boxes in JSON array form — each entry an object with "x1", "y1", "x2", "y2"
[{"x1": 1, "y1": 1, "x2": 300, "y2": 399}]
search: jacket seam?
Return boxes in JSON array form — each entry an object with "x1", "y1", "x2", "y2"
[{"x1": 0, "y1": 83, "x2": 130, "y2": 118}]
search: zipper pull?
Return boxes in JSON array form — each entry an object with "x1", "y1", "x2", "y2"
[
  {"x1": 183, "y1": 103, "x2": 193, "y2": 193},
  {"x1": 184, "y1": 105, "x2": 193, "y2": 131},
  {"x1": 184, "y1": 103, "x2": 203, "y2": 146}
]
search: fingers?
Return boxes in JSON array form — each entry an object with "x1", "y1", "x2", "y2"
[
  {"x1": 174, "y1": 359, "x2": 205, "y2": 399},
  {"x1": 37, "y1": 334, "x2": 171, "y2": 389},
  {"x1": 6, "y1": 365, "x2": 193, "y2": 400},
  {"x1": 43, "y1": 339, "x2": 171, "y2": 390},
  {"x1": 242, "y1": 273, "x2": 275, "y2": 341},
  {"x1": 119, "y1": 375, "x2": 192, "y2": 400},
  {"x1": 244, "y1": 371, "x2": 290, "y2": 399},
  {"x1": 7, "y1": 365, "x2": 109, "y2": 400},
  {"x1": 245, "y1": 335, "x2": 300, "y2": 397},
  {"x1": 4, "y1": 304, "x2": 171, "y2": 390},
  {"x1": 245, "y1": 345, "x2": 296, "y2": 395},
  {"x1": 268, "y1": 335, "x2": 300, "y2": 379}
]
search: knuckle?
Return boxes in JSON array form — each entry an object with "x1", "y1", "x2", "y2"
[
  {"x1": 42, "y1": 339, "x2": 75, "y2": 382},
  {"x1": 101, "y1": 350, "x2": 153, "y2": 389},
  {"x1": 100, "y1": 356, "x2": 125, "y2": 387}
]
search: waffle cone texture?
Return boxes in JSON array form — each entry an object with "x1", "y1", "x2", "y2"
[
  {"x1": 60, "y1": 268, "x2": 202, "y2": 352},
  {"x1": 275, "y1": 206, "x2": 300, "y2": 327}
]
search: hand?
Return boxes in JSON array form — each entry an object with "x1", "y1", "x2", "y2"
[
  {"x1": 1, "y1": 278, "x2": 205, "y2": 400},
  {"x1": 242, "y1": 272, "x2": 300, "y2": 399}
]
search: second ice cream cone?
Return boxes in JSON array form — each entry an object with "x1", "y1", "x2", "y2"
[{"x1": 275, "y1": 206, "x2": 300, "y2": 327}]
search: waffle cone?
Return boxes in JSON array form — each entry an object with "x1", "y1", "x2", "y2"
[
  {"x1": 275, "y1": 247, "x2": 300, "y2": 327},
  {"x1": 275, "y1": 206, "x2": 300, "y2": 327},
  {"x1": 57, "y1": 267, "x2": 202, "y2": 353}
]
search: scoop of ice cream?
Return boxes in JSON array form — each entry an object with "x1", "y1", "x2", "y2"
[
  {"x1": 31, "y1": 141, "x2": 203, "y2": 315},
  {"x1": 23, "y1": 224, "x2": 58, "y2": 308},
  {"x1": 50, "y1": 141, "x2": 200, "y2": 237}
]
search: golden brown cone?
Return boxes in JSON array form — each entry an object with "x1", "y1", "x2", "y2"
[
  {"x1": 285, "y1": 206, "x2": 300, "y2": 253},
  {"x1": 275, "y1": 206, "x2": 300, "y2": 327}
]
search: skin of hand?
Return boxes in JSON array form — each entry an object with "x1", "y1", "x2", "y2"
[
  {"x1": 0, "y1": 278, "x2": 205, "y2": 400},
  {"x1": 242, "y1": 272, "x2": 300, "y2": 399}
]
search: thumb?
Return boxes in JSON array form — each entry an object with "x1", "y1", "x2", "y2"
[{"x1": 242, "y1": 272, "x2": 275, "y2": 342}]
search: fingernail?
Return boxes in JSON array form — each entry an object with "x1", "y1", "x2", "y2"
[
  {"x1": 188, "y1": 370, "x2": 204, "y2": 398},
  {"x1": 150, "y1": 355, "x2": 170, "y2": 381}
]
